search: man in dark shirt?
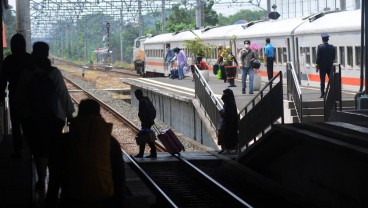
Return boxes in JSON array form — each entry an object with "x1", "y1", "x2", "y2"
[
  {"x1": 316, "y1": 33, "x2": 336, "y2": 98},
  {"x1": 0, "y1": 34, "x2": 33, "y2": 159},
  {"x1": 134, "y1": 89, "x2": 157, "y2": 158}
]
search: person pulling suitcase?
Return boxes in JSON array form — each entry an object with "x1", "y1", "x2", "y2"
[{"x1": 134, "y1": 89, "x2": 157, "y2": 158}]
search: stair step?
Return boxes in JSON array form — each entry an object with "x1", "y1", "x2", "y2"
[{"x1": 291, "y1": 115, "x2": 324, "y2": 123}]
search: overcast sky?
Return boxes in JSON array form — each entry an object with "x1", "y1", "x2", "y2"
[{"x1": 7, "y1": 0, "x2": 360, "y2": 19}]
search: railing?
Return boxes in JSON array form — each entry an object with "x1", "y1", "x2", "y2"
[
  {"x1": 286, "y1": 62, "x2": 303, "y2": 123},
  {"x1": 324, "y1": 63, "x2": 342, "y2": 121},
  {"x1": 193, "y1": 65, "x2": 223, "y2": 129},
  {"x1": 0, "y1": 95, "x2": 9, "y2": 136},
  {"x1": 238, "y1": 71, "x2": 284, "y2": 149}
]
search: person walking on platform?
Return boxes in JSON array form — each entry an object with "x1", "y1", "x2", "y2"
[
  {"x1": 218, "y1": 89, "x2": 238, "y2": 154},
  {"x1": 264, "y1": 38, "x2": 274, "y2": 81},
  {"x1": 164, "y1": 43, "x2": 175, "y2": 77},
  {"x1": 316, "y1": 33, "x2": 336, "y2": 98},
  {"x1": 239, "y1": 40, "x2": 257, "y2": 94},
  {"x1": 134, "y1": 89, "x2": 157, "y2": 158},
  {"x1": 25, "y1": 41, "x2": 75, "y2": 205},
  {"x1": 63, "y1": 99, "x2": 125, "y2": 208},
  {"x1": 172, "y1": 47, "x2": 187, "y2": 80},
  {"x1": 0, "y1": 33, "x2": 33, "y2": 159}
]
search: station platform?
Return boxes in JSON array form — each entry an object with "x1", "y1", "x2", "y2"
[{"x1": 122, "y1": 73, "x2": 356, "y2": 112}]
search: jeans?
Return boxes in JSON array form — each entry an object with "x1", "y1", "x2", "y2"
[
  {"x1": 242, "y1": 67, "x2": 254, "y2": 92},
  {"x1": 178, "y1": 63, "x2": 184, "y2": 79}
]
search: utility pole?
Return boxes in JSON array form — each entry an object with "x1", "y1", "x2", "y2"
[
  {"x1": 340, "y1": 0, "x2": 346, "y2": 10},
  {"x1": 16, "y1": 0, "x2": 31, "y2": 52},
  {"x1": 120, "y1": 9, "x2": 124, "y2": 62},
  {"x1": 138, "y1": 0, "x2": 143, "y2": 36},
  {"x1": 196, "y1": 0, "x2": 204, "y2": 28},
  {"x1": 356, "y1": 0, "x2": 361, "y2": 9},
  {"x1": 162, "y1": 0, "x2": 166, "y2": 33},
  {"x1": 267, "y1": 0, "x2": 271, "y2": 14}
]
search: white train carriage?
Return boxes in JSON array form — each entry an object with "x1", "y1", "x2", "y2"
[
  {"x1": 199, "y1": 24, "x2": 243, "y2": 66},
  {"x1": 293, "y1": 9, "x2": 361, "y2": 90},
  {"x1": 228, "y1": 18, "x2": 307, "y2": 80},
  {"x1": 137, "y1": 9, "x2": 363, "y2": 90}
]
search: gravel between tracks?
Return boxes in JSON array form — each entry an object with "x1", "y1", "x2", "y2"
[{"x1": 61, "y1": 69, "x2": 212, "y2": 152}]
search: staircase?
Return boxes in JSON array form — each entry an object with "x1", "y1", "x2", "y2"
[{"x1": 286, "y1": 99, "x2": 356, "y2": 123}]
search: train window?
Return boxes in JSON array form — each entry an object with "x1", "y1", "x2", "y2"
[
  {"x1": 305, "y1": 47, "x2": 311, "y2": 66},
  {"x1": 277, "y1": 48, "x2": 282, "y2": 63},
  {"x1": 355, "y1": 46, "x2": 361, "y2": 69},
  {"x1": 339, "y1": 46, "x2": 345, "y2": 66},
  {"x1": 347, "y1": 46, "x2": 353, "y2": 69},
  {"x1": 283, "y1": 47, "x2": 287, "y2": 63},
  {"x1": 312, "y1": 47, "x2": 316, "y2": 64},
  {"x1": 136, "y1": 40, "x2": 140, "y2": 48}
]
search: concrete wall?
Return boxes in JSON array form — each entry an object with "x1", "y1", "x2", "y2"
[{"x1": 130, "y1": 85, "x2": 219, "y2": 150}]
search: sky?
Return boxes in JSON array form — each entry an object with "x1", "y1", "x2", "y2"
[{"x1": 6, "y1": 0, "x2": 361, "y2": 20}]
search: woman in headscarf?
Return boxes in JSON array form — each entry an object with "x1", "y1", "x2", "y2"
[{"x1": 218, "y1": 89, "x2": 238, "y2": 154}]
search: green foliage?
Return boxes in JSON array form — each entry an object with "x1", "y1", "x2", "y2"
[
  {"x1": 166, "y1": 4, "x2": 195, "y2": 32},
  {"x1": 3, "y1": 6, "x2": 16, "y2": 51},
  {"x1": 184, "y1": 30, "x2": 215, "y2": 59},
  {"x1": 204, "y1": 0, "x2": 218, "y2": 27},
  {"x1": 218, "y1": 9, "x2": 267, "y2": 26}
]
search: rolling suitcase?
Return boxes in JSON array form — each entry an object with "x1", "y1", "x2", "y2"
[{"x1": 154, "y1": 125, "x2": 185, "y2": 155}]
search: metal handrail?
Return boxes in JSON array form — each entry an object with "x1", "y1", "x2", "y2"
[
  {"x1": 286, "y1": 62, "x2": 303, "y2": 123},
  {"x1": 324, "y1": 64, "x2": 342, "y2": 121},
  {"x1": 238, "y1": 71, "x2": 284, "y2": 149},
  {"x1": 194, "y1": 65, "x2": 223, "y2": 129}
]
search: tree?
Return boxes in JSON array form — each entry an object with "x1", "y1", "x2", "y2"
[
  {"x1": 121, "y1": 23, "x2": 139, "y2": 62},
  {"x1": 166, "y1": 4, "x2": 195, "y2": 32},
  {"x1": 3, "y1": 6, "x2": 16, "y2": 54},
  {"x1": 204, "y1": 0, "x2": 218, "y2": 27}
]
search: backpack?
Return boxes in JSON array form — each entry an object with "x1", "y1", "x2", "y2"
[{"x1": 29, "y1": 68, "x2": 58, "y2": 118}]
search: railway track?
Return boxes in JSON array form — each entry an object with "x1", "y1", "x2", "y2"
[
  {"x1": 63, "y1": 76, "x2": 165, "y2": 155},
  {"x1": 53, "y1": 57, "x2": 140, "y2": 77},
  {"x1": 125, "y1": 153, "x2": 253, "y2": 208}
]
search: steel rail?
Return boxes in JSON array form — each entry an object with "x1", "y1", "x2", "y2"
[{"x1": 63, "y1": 75, "x2": 166, "y2": 152}]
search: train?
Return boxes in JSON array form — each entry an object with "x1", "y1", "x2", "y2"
[{"x1": 133, "y1": 9, "x2": 362, "y2": 91}]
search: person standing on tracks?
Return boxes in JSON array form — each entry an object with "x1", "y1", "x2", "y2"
[
  {"x1": 134, "y1": 89, "x2": 157, "y2": 158},
  {"x1": 24, "y1": 41, "x2": 75, "y2": 206},
  {"x1": 316, "y1": 33, "x2": 336, "y2": 98},
  {"x1": 172, "y1": 47, "x2": 187, "y2": 80},
  {"x1": 264, "y1": 38, "x2": 274, "y2": 81},
  {"x1": 239, "y1": 40, "x2": 257, "y2": 94},
  {"x1": 0, "y1": 33, "x2": 33, "y2": 159},
  {"x1": 164, "y1": 43, "x2": 175, "y2": 77},
  {"x1": 218, "y1": 89, "x2": 238, "y2": 154},
  {"x1": 62, "y1": 99, "x2": 125, "y2": 208}
]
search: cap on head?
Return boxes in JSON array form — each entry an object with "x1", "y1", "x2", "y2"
[
  {"x1": 321, "y1": 33, "x2": 330, "y2": 38},
  {"x1": 218, "y1": 44, "x2": 223, "y2": 49}
]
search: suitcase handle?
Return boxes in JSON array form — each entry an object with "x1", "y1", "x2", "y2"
[{"x1": 152, "y1": 124, "x2": 161, "y2": 134}]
